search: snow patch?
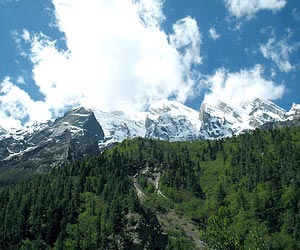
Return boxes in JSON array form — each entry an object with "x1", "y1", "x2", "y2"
[{"x1": 3, "y1": 146, "x2": 38, "y2": 161}]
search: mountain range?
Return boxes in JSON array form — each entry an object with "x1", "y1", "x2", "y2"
[
  {"x1": 0, "y1": 98, "x2": 299, "y2": 184},
  {"x1": 95, "y1": 98, "x2": 300, "y2": 142}
]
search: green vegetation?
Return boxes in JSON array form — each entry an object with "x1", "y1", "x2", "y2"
[
  {"x1": 1, "y1": 126, "x2": 300, "y2": 249},
  {"x1": 0, "y1": 151, "x2": 166, "y2": 249}
]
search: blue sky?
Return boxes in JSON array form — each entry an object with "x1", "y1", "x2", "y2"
[{"x1": 0, "y1": 0, "x2": 299, "y2": 129}]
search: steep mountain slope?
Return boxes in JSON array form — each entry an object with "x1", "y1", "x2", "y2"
[
  {"x1": 259, "y1": 103, "x2": 300, "y2": 129},
  {"x1": 94, "y1": 110, "x2": 146, "y2": 146},
  {"x1": 94, "y1": 98, "x2": 300, "y2": 143},
  {"x1": 0, "y1": 107, "x2": 104, "y2": 185},
  {"x1": 285, "y1": 103, "x2": 300, "y2": 120},
  {"x1": 199, "y1": 101, "x2": 246, "y2": 139},
  {"x1": 145, "y1": 100, "x2": 201, "y2": 141},
  {"x1": 94, "y1": 99, "x2": 202, "y2": 144},
  {"x1": 198, "y1": 98, "x2": 289, "y2": 139}
]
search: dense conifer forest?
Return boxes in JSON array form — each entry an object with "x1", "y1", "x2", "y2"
[{"x1": 0, "y1": 126, "x2": 300, "y2": 249}]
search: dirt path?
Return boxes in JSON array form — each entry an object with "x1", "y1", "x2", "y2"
[
  {"x1": 153, "y1": 172, "x2": 166, "y2": 197},
  {"x1": 132, "y1": 175, "x2": 146, "y2": 200}
]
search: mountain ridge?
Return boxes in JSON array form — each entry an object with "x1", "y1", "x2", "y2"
[
  {"x1": 1, "y1": 98, "x2": 300, "y2": 144},
  {"x1": 95, "y1": 98, "x2": 300, "y2": 142},
  {"x1": 0, "y1": 107, "x2": 104, "y2": 185},
  {"x1": 0, "y1": 98, "x2": 299, "y2": 184}
]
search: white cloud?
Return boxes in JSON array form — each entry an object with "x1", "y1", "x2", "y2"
[
  {"x1": 260, "y1": 30, "x2": 299, "y2": 73},
  {"x1": 16, "y1": 76, "x2": 25, "y2": 85},
  {"x1": 224, "y1": 0, "x2": 287, "y2": 19},
  {"x1": 204, "y1": 65, "x2": 285, "y2": 108},
  {"x1": 11, "y1": 29, "x2": 32, "y2": 58},
  {"x1": 137, "y1": 0, "x2": 165, "y2": 28},
  {"x1": 1, "y1": 0, "x2": 202, "y2": 129},
  {"x1": 270, "y1": 68, "x2": 276, "y2": 78},
  {"x1": 169, "y1": 16, "x2": 202, "y2": 100},
  {"x1": 208, "y1": 27, "x2": 220, "y2": 40},
  {"x1": 21, "y1": 29, "x2": 31, "y2": 42},
  {"x1": 0, "y1": 77, "x2": 51, "y2": 130}
]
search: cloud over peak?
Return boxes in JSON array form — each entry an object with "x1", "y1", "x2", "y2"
[
  {"x1": 1, "y1": 0, "x2": 202, "y2": 129},
  {"x1": 0, "y1": 77, "x2": 51, "y2": 130},
  {"x1": 204, "y1": 64, "x2": 285, "y2": 108}
]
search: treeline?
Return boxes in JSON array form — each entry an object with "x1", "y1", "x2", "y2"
[{"x1": 0, "y1": 126, "x2": 300, "y2": 249}]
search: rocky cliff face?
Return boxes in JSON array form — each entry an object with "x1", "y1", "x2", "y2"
[
  {"x1": 95, "y1": 98, "x2": 300, "y2": 143},
  {"x1": 260, "y1": 118, "x2": 300, "y2": 130},
  {"x1": 94, "y1": 110, "x2": 146, "y2": 147},
  {"x1": 198, "y1": 98, "x2": 290, "y2": 139},
  {"x1": 198, "y1": 101, "x2": 244, "y2": 139},
  {"x1": 242, "y1": 98, "x2": 286, "y2": 127},
  {"x1": 0, "y1": 107, "x2": 104, "y2": 185},
  {"x1": 285, "y1": 103, "x2": 300, "y2": 120},
  {"x1": 144, "y1": 100, "x2": 201, "y2": 141},
  {"x1": 95, "y1": 100, "x2": 201, "y2": 144}
]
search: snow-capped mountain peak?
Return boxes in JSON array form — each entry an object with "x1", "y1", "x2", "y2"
[
  {"x1": 0, "y1": 107, "x2": 104, "y2": 181},
  {"x1": 285, "y1": 103, "x2": 300, "y2": 120},
  {"x1": 94, "y1": 109, "x2": 146, "y2": 146},
  {"x1": 199, "y1": 100, "x2": 245, "y2": 139},
  {"x1": 149, "y1": 99, "x2": 196, "y2": 115},
  {"x1": 144, "y1": 100, "x2": 201, "y2": 141},
  {"x1": 198, "y1": 97, "x2": 294, "y2": 139},
  {"x1": 148, "y1": 99, "x2": 201, "y2": 130},
  {"x1": 240, "y1": 98, "x2": 286, "y2": 127},
  {"x1": 52, "y1": 106, "x2": 104, "y2": 139}
]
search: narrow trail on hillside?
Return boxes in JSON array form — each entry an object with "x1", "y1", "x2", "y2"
[
  {"x1": 153, "y1": 172, "x2": 166, "y2": 198},
  {"x1": 132, "y1": 175, "x2": 146, "y2": 201}
]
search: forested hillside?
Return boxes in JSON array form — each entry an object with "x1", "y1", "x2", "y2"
[{"x1": 0, "y1": 127, "x2": 300, "y2": 249}]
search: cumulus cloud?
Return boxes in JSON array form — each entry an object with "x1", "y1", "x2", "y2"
[
  {"x1": 169, "y1": 16, "x2": 202, "y2": 100},
  {"x1": 208, "y1": 28, "x2": 220, "y2": 40},
  {"x1": 1, "y1": 0, "x2": 202, "y2": 129},
  {"x1": 137, "y1": 0, "x2": 165, "y2": 28},
  {"x1": 0, "y1": 77, "x2": 51, "y2": 129},
  {"x1": 203, "y1": 65, "x2": 285, "y2": 108},
  {"x1": 16, "y1": 76, "x2": 25, "y2": 85},
  {"x1": 224, "y1": 0, "x2": 287, "y2": 19},
  {"x1": 260, "y1": 30, "x2": 299, "y2": 73}
]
